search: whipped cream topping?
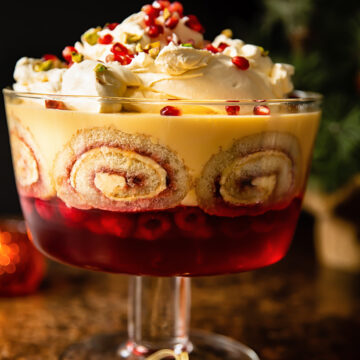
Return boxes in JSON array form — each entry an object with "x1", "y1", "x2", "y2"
[{"x1": 12, "y1": 1, "x2": 295, "y2": 112}]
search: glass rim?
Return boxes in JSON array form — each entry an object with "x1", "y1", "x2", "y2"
[{"x1": 3, "y1": 88, "x2": 322, "y2": 106}]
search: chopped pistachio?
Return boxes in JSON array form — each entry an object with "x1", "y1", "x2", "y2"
[
  {"x1": 94, "y1": 63, "x2": 107, "y2": 73},
  {"x1": 136, "y1": 43, "x2": 144, "y2": 53},
  {"x1": 34, "y1": 60, "x2": 53, "y2": 72},
  {"x1": 125, "y1": 32, "x2": 142, "y2": 44},
  {"x1": 150, "y1": 41, "x2": 161, "y2": 49},
  {"x1": 149, "y1": 47, "x2": 160, "y2": 58},
  {"x1": 83, "y1": 27, "x2": 101, "y2": 45},
  {"x1": 181, "y1": 43, "x2": 193, "y2": 48},
  {"x1": 221, "y1": 29, "x2": 233, "y2": 38},
  {"x1": 71, "y1": 52, "x2": 84, "y2": 63},
  {"x1": 258, "y1": 46, "x2": 269, "y2": 57},
  {"x1": 163, "y1": 8, "x2": 171, "y2": 21}
]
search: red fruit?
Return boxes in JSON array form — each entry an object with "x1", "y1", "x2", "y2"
[
  {"x1": 105, "y1": 54, "x2": 115, "y2": 62},
  {"x1": 174, "y1": 207, "x2": 206, "y2": 231},
  {"x1": 253, "y1": 105, "x2": 271, "y2": 115},
  {"x1": 146, "y1": 24, "x2": 164, "y2": 37},
  {"x1": 106, "y1": 22, "x2": 119, "y2": 30},
  {"x1": 169, "y1": 1, "x2": 184, "y2": 17},
  {"x1": 85, "y1": 218, "x2": 106, "y2": 235},
  {"x1": 165, "y1": 15, "x2": 179, "y2": 29},
  {"x1": 232, "y1": 56, "x2": 250, "y2": 70},
  {"x1": 218, "y1": 42, "x2": 229, "y2": 52},
  {"x1": 205, "y1": 44, "x2": 219, "y2": 53},
  {"x1": 101, "y1": 214, "x2": 133, "y2": 238},
  {"x1": 98, "y1": 34, "x2": 113, "y2": 44},
  {"x1": 144, "y1": 14, "x2": 156, "y2": 26},
  {"x1": 174, "y1": 207, "x2": 212, "y2": 239},
  {"x1": 136, "y1": 213, "x2": 171, "y2": 241},
  {"x1": 220, "y1": 217, "x2": 250, "y2": 240},
  {"x1": 142, "y1": 4, "x2": 160, "y2": 18},
  {"x1": 152, "y1": 0, "x2": 170, "y2": 10},
  {"x1": 225, "y1": 105, "x2": 240, "y2": 115},
  {"x1": 42, "y1": 54, "x2": 59, "y2": 61},
  {"x1": 111, "y1": 42, "x2": 130, "y2": 55},
  {"x1": 35, "y1": 199, "x2": 56, "y2": 221},
  {"x1": 45, "y1": 100, "x2": 67, "y2": 110},
  {"x1": 62, "y1": 46, "x2": 77, "y2": 63},
  {"x1": 185, "y1": 15, "x2": 205, "y2": 34},
  {"x1": 160, "y1": 105, "x2": 181, "y2": 116},
  {"x1": 58, "y1": 202, "x2": 86, "y2": 224}
]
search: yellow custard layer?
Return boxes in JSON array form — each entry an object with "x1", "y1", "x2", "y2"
[{"x1": 5, "y1": 102, "x2": 320, "y2": 206}]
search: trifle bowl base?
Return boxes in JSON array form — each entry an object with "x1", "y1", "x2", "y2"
[{"x1": 60, "y1": 330, "x2": 259, "y2": 360}]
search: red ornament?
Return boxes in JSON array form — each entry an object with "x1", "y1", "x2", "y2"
[
  {"x1": 0, "y1": 219, "x2": 45, "y2": 297},
  {"x1": 232, "y1": 56, "x2": 250, "y2": 70}
]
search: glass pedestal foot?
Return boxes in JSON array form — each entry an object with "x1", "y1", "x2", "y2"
[{"x1": 59, "y1": 330, "x2": 259, "y2": 360}]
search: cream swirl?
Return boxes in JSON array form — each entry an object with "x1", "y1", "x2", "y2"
[{"x1": 12, "y1": 2, "x2": 295, "y2": 109}]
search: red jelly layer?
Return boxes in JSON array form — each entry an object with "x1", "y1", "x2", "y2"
[{"x1": 20, "y1": 196, "x2": 302, "y2": 276}]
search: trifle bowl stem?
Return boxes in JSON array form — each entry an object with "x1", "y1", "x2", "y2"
[{"x1": 60, "y1": 276, "x2": 259, "y2": 360}]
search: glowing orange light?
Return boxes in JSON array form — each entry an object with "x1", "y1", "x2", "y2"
[{"x1": 0, "y1": 231, "x2": 20, "y2": 276}]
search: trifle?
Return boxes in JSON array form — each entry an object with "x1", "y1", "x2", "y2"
[{"x1": 3, "y1": 1, "x2": 321, "y2": 359}]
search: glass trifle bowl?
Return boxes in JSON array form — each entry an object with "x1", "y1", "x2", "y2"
[
  {"x1": 3, "y1": 1, "x2": 322, "y2": 358},
  {"x1": 3, "y1": 90, "x2": 321, "y2": 359}
]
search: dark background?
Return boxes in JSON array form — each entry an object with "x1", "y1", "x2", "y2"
[{"x1": 0, "y1": 0, "x2": 359, "y2": 215}]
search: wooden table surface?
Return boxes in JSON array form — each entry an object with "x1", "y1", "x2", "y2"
[{"x1": 1, "y1": 213, "x2": 359, "y2": 360}]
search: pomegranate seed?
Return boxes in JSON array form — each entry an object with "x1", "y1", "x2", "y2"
[
  {"x1": 160, "y1": 106, "x2": 181, "y2": 116},
  {"x1": 105, "y1": 54, "x2": 115, "y2": 62},
  {"x1": 185, "y1": 15, "x2": 205, "y2": 34},
  {"x1": 253, "y1": 105, "x2": 271, "y2": 115},
  {"x1": 144, "y1": 14, "x2": 155, "y2": 26},
  {"x1": 98, "y1": 34, "x2": 113, "y2": 44},
  {"x1": 135, "y1": 213, "x2": 171, "y2": 241},
  {"x1": 35, "y1": 199, "x2": 56, "y2": 221},
  {"x1": 225, "y1": 105, "x2": 240, "y2": 115},
  {"x1": 165, "y1": 15, "x2": 179, "y2": 29},
  {"x1": 106, "y1": 22, "x2": 119, "y2": 30},
  {"x1": 146, "y1": 24, "x2": 164, "y2": 37},
  {"x1": 152, "y1": 0, "x2": 170, "y2": 10},
  {"x1": 218, "y1": 42, "x2": 229, "y2": 52},
  {"x1": 42, "y1": 54, "x2": 58, "y2": 61},
  {"x1": 62, "y1": 46, "x2": 77, "y2": 63},
  {"x1": 232, "y1": 56, "x2": 250, "y2": 70},
  {"x1": 118, "y1": 54, "x2": 134, "y2": 65},
  {"x1": 205, "y1": 44, "x2": 219, "y2": 53},
  {"x1": 169, "y1": 1, "x2": 184, "y2": 16},
  {"x1": 45, "y1": 100, "x2": 67, "y2": 110},
  {"x1": 101, "y1": 214, "x2": 133, "y2": 238},
  {"x1": 142, "y1": 4, "x2": 160, "y2": 17},
  {"x1": 111, "y1": 42, "x2": 130, "y2": 55}
]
